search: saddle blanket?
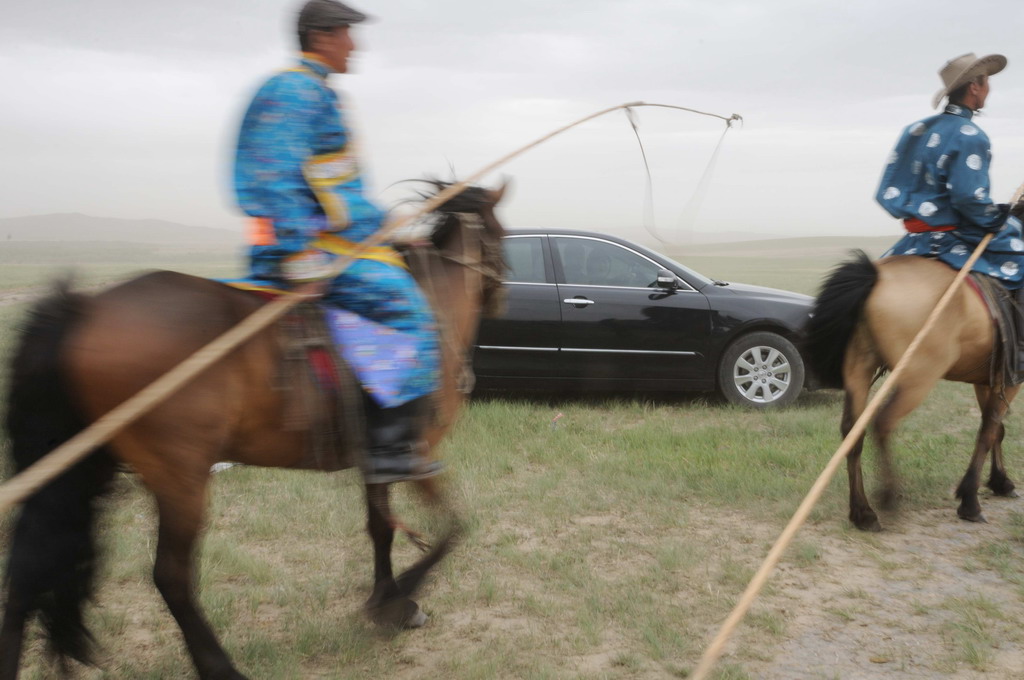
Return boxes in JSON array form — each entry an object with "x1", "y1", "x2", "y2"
[
  {"x1": 967, "y1": 273, "x2": 1024, "y2": 387},
  {"x1": 325, "y1": 307, "x2": 427, "y2": 408},
  {"x1": 222, "y1": 279, "x2": 437, "y2": 408}
]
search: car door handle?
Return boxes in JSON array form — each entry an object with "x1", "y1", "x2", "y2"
[{"x1": 563, "y1": 297, "x2": 595, "y2": 305}]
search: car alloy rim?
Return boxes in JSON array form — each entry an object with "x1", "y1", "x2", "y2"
[{"x1": 733, "y1": 345, "x2": 791, "y2": 403}]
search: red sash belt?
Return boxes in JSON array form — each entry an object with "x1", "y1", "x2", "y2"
[{"x1": 904, "y1": 218, "x2": 956, "y2": 233}]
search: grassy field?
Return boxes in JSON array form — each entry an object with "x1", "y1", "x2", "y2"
[
  {"x1": 0, "y1": 241, "x2": 240, "y2": 292},
  {"x1": 663, "y1": 235, "x2": 896, "y2": 296},
  {"x1": 3, "y1": 239, "x2": 1024, "y2": 679}
]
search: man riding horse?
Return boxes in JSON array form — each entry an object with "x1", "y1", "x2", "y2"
[
  {"x1": 876, "y1": 52, "x2": 1024, "y2": 373},
  {"x1": 233, "y1": 0, "x2": 440, "y2": 484}
]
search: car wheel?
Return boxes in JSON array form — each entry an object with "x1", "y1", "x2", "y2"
[{"x1": 717, "y1": 331, "x2": 805, "y2": 409}]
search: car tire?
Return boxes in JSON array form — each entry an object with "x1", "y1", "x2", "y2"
[{"x1": 717, "y1": 331, "x2": 804, "y2": 409}]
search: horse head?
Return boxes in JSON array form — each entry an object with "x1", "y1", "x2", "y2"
[{"x1": 414, "y1": 180, "x2": 510, "y2": 318}]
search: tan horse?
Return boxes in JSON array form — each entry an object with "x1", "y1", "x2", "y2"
[
  {"x1": 0, "y1": 183, "x2": 507, "y2": 680},
  {"x1": 805, "y1": 251, "x2": 1019, "y2": 532}
]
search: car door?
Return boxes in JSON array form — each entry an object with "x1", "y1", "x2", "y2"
[
  {"x1": 552, "y1": 235, "x2": 712, "y2": 384},
  {"x1": 473, "y1": 234, "x2": 563, "y2": 377}
]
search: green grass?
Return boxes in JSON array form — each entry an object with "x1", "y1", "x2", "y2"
[
  {"x1": 671, "y1": 255, "x2": 835, "y2": 295},
  {"x1": 939, "y1": 595, "x2": 1005, "y2": 671}
]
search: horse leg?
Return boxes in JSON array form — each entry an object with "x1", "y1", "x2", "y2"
[
  {"x1": 843, "y1": 392, "x2": 878, "y2": 531},
  {"x1": 872, "y1": 387, "x2": 906, "y2": 512},
  {"x1": 364, "y1": 478, "x2": 460, "y2": 628},
  {"x1": 149, "y1": 482, "x2": 247, "y2": 680},
  {"x1": 391, "y1": 476, "x2": 460, "y2": 601},
  {"x1": 872, "y1": 359, "x2": 945, "y2": 514},
  {"x1": 364, "y1": 483, "x2": 425, "y2": 628},
  {"x1": 115, "y1": 430, "x2": 248, "y2": 680},
  {"x1": 957, "y1": 386, "x2": 1015, "y2": 522},
  {"x1": 980, "y1": 384, "x2": 1020, "y2": 497},
  {"x1": 843, "y1": 338, "x2": 880, "y2": 531}
]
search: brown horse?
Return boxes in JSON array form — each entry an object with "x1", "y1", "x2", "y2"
[
  {"x1": 0, "y1": 183, "x2": 507, "y2": 680},
  {"x1": 804, "y1": 251, "x2": 1019, "y2": 532}
]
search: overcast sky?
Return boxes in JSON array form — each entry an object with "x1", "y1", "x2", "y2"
[{"x1": 3, "y1": 0, "x2": 1024, "y2": 246}]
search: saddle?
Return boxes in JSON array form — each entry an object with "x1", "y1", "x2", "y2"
[
  {"x1": 226, "y1": 283, "x2": 442, "y2": 476},
  {"x1": 276, "y1": 300, "x2": 365, "y2": 472},
  {"x1": 967, "y1": 274, "x2": 1024, "y2": 387}
]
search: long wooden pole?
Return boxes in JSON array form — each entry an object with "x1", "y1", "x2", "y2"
[
  {"x1": 0, "y1": 101, "x2": 738, "y2": 514},
  {"x1": 688, "y1": 228, "x2": 1000, "y2": 680}
]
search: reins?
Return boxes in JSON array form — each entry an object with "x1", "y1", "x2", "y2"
[
  {"x1": 408, "y1": 214, "x2": 490, "y2": 395},
  {"x1": 689, "y1": 183, "x2": 1024, "y2": 680}
]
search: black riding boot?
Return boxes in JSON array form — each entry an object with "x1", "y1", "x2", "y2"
[{"x1": 362, "y1": 395, "x2": 441, "y2": 484}]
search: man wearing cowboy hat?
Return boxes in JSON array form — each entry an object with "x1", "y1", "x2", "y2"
[
  {"x1": 876, "y1": 52, "x2": 1024, "y2": 375},
  {"x1": 233, "y1": 0, "x2": 441, "y2": 484}
]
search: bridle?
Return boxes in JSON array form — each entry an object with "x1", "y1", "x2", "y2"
[
  {"x1": 436, "y1": 212, "x2": 505, "y2": 311},
  {"x1": 407, "y1": 210, "x2": 505, "y2": 394}
]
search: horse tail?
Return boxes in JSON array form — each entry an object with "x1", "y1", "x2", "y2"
[
  {"x1": 803, "y1": 250, "x2": 879, "y2": 389},
  {"x1": 3, "y1": 280, "x2": 116, "y2": 665}
]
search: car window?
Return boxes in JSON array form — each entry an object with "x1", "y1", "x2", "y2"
[
  {"x1": 503, "y1": 236, "x2": 548, "y2": 283},
  {"x1": 554, "y1": 237, "x2": 663, "y2": 287}
]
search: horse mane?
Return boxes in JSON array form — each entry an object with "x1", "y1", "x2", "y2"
[
  {"x1": 408, "y1": 179, "x2": 497, "y2": 249},
  {"x1": 416, "y1": 179, "x2": 494, "y2": 214},
  {"x1": 400, "y1": 179, "x2": 508, "y2": 317},
  {"x1": 803, "y1": 250, "x2": 879, "y2": 388}
]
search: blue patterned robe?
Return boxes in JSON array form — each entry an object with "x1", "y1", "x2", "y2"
[
  {"x1": 876, "y1": 104, "x2": 1024, "y2": 288},
  {"x1": 233, "y1": 55, "x2": 438, "y2": 406}
]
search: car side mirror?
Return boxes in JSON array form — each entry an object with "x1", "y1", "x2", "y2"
[{"x1": 656, "y1": 269, "x2": 678, "y2": 289}]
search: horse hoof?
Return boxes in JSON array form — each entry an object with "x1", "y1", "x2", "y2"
[
  {"x1": 987, "y1": 484, "x2": 1018, "y2": 498},
  {"x1": 850, "y1": 511, "x2": 882, "y2": 532},
  {"x1": 367, "y1": 596, "x2": 427, "y2": 629},
  {"x1": 405, "y1": 606, "x2": 429, "y2": 629},
  {"x1": 959, "y1": 512, "x2": 987, "y2": 523}
]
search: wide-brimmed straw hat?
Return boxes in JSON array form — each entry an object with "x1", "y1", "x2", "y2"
[{"x1": 932, "y1": 52, "x2": 1007, "y2": 108}]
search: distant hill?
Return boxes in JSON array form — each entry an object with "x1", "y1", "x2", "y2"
[
  {"x1": 0, "y1": 213, "x2": 240, "y2": 245},
  {"x1": 0, "y1": 214, "x2": 898, "y2": 260},
  {"x1": 674, "y1": 235, "x2": 896, "y2": 259}
]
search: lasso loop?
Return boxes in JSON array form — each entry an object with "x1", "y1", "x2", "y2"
[{"x1": 622, "y1": 104, "x2": 742, "y2": 244}]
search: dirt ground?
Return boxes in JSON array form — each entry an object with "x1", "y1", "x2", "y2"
[
  {"x1": 386, "y1": 500, "x2": 1024, "y2": 679},
  {"x1": 732, "y1": 501, "x2": 1024, "y2": 679},
  {"x1": 370, "y1": 499, "x2": 1024, "y2": 679}
]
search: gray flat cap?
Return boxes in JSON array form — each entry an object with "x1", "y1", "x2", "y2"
[{"x1": 298, "y1": 0, "x2": 369, "y2": 30}]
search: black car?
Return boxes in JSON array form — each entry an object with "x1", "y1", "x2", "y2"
[{"x1": 472, "y1": 229, "x2": 814, "y2": 408}]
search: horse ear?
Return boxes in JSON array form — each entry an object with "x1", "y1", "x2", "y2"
[{"x1": 488, "y1": 177, "x2": 511, "y2": 206}]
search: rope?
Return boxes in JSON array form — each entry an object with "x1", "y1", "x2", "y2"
[
  {"x1": 624, "y1": 108, "x2": 658, "y2": 241},
  {"x1": 624, "y1": 106, "x2": 740, "y2": 244},
  {"x1": 675, "y1": 126, "x2": 733, "y2": 237},
  {"x1": 689, "y1": 180, "x2": 1024, "y2": 679},
  {"x1": 0, "y1": 101, "x2": 739, "y2": 514}
]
